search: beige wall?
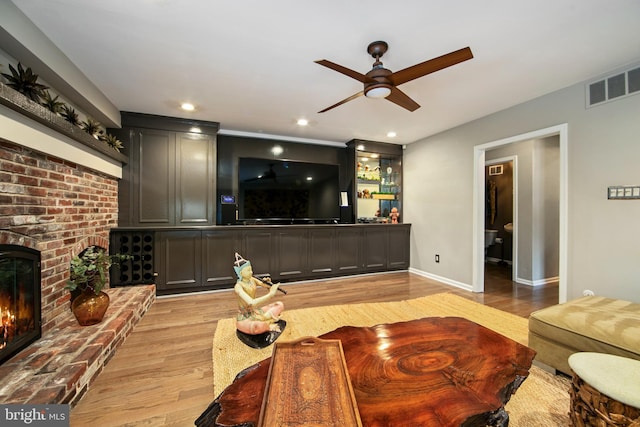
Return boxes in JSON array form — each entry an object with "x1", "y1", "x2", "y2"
[{"x1": 405, "y1": 61, "x2": 640, "y2": 303}]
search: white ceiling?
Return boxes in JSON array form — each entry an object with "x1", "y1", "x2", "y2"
[{"x1": 11, "y1": 0, "x2": 640, "y2": 145}]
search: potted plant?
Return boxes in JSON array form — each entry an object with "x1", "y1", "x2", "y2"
[
  {"x1": 66, "y1": 246, "x2": 131, "y2": 326},
  {"x1": 100, "y1": 133, "x2": 125, "y2": 152},
  {"x1": 60, "y1": 104, "x2": 80, "y2": 126},
  {"x1": 80, "y1": 117, "x2": 103, "y2": 139},
  {"x1": 1, "y1": 62, "x2": 48, "y2": 103},
  {"x1": 40, "y1": 90, "x2": 65, "y2": 114}
]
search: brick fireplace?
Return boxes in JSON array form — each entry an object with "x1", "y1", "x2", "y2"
[
  {"x1": 0, "y1": 135, "x2": 155, "y2": 405},
  {"x1": 0, "y1": 139, "x2": 118, "y2": 332}
]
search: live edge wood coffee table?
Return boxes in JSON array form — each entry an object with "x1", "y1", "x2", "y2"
[{"x1": 197, "y1": 317, "x2": 536, "y2": 427}]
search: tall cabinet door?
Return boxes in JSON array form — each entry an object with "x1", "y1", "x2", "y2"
[
  {"x1": 136, "y1": 129, "x2": 175, "y2": 225},
  {"x1": 176, "y1": 133, "x2": 215, "y2": 225}
]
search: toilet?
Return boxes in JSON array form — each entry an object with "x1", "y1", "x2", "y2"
[{"x1": 484, "y1": 229, "x2": 498, "y2": 249}]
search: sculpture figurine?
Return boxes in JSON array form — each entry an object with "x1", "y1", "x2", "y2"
[
  {"x1": 390, "y1": 207, "x2": 400, "y2": 224},
  {"x1": 233, "y1": 253, "x2": 285, "y2": 348}
]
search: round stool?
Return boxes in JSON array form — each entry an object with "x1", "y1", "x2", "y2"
[{"x1": 568, "y1": 352, "x2": 640, "y2": 427}]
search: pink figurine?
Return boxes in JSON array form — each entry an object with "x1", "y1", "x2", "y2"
[{"x1": 390, "y1": 207, "x2": 399, "y2": 224}]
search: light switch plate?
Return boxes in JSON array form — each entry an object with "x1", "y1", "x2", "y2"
[{"x1": 608, "y1": 185, "x2": 640, "y2": 199}]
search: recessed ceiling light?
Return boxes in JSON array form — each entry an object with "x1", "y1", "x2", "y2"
[
  {"x1": 297, "y1": 118, "x2": 309, "y2": 126},
  {"x1": 189, "y1": 127, "x2": 201, "y2": 133},
  {"x1": 387, "y1": 131, "x2": 397, "y2": 138},
  {"x1": 271, "y1": 145, "x2": 283, "y2": 156},
  {"x1": 181, "y1": 103, "x2": 195, "y2": 111}
]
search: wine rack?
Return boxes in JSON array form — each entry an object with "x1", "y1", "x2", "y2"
[{"x1": 109, "y1": 231, "x2": 155, "y2": 286}]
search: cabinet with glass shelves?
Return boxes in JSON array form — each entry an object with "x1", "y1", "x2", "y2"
[{"x1": 347, "y1": 140, "x2": 402, "y2": 223}]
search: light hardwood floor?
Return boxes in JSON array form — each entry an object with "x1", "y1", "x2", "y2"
[{"x1": 70, "y1": 269, "x2": 558, "y2": 426}]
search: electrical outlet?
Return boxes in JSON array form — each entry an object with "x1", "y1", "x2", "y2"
[{"x1": 435, "y1": 254, "x2": 440, "y2": 263}]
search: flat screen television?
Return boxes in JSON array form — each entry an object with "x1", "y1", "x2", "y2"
[{"x1": 238, "y1": 157, "x2": 340, "y2": 223}]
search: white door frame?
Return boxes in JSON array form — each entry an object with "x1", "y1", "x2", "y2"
[
  {"x1": 472, "y1": 124, "x2": 568, "y2": 303},
  {"x1": 485, "y1": 156, "x2": 518, "y2": 281}
]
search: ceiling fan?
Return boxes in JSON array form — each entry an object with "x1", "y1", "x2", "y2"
[{"x1": 315, "y1": 41, "x2": 473, "y2": 113}]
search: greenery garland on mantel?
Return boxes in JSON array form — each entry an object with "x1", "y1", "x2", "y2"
[{"x1": 0, "y1": 65, "x2": 128, "y2": 165}]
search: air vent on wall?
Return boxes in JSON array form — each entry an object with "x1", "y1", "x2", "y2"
[
  {"x1": 587, "y1": 64, "x2": 640, "y2": 107},
  {"x1": 488, "y1": 165, "x2": 503, "y2": 176}
]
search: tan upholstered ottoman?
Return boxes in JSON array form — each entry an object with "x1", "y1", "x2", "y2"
[{"x1": 528, "y1": 296, "x2": 640, "y2": 375}]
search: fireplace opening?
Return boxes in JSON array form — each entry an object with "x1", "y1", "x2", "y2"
[{"x1": 0, "y1": 245, "x2": 41, "y2": 365}]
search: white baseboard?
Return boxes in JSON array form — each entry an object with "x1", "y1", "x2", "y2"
[
  {"x1": 515, "y1": 276, "x2": 560, "y2": 287},
  {"x1": 408, "y1": 268, "x2": 473, "y2": 292}
]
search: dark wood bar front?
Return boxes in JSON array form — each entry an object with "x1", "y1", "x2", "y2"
[{"x1": 110, "y1": 223, "x2": 410, "y2": 295}]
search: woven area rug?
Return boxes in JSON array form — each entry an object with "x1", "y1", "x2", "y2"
[{"x1": 213, "y1": 292, "x2": 570, "y2": 426}]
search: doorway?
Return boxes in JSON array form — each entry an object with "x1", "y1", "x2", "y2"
[
  {"x1": 473, "y1": 124, "x2": 568, "y2": 304},
  {"x1": 484, "y1": 156, "x2": 516, "y2": 281}
]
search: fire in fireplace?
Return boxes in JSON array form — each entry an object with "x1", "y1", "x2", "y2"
[{"x1": 0, "y1": 245, "x2": 41, "y2": 365}]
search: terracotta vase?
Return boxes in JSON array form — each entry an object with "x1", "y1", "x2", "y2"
[{"x1": 71, "y1": 290, "x2": 110, "y2": 326}]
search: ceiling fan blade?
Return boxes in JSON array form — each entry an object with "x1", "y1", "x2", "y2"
[
  {"x1": 318, "y1": 91, "x2": 364, "y2": 113},
  {"x1": 389, "y1": 47, "x2": 473, "y2": 86},
  {"x1": 385, "y1": 86, "x2": 420, "y2": 112},
  {"x1": 315, "y1": 60, "x2": 374, "y2": 83}
]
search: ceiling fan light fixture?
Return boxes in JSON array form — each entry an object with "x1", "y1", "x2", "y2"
[{"x1": 365, "y1": 85, "x2": 391, "y2": 99}]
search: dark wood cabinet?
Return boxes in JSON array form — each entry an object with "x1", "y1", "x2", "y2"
[
  {"x1": 202, "y1": 230, "x2": 242, "y2": 288},
  {"x1": 335, "y1": 227, "x2": 363, "y2": 273},
  {"x1": 176, "y1": 133, "x2": 216, "y2": 225},
  {"x1": 113, "y1": 224, "x2": 409, "y2": 295},
  {"x1": 308, "y1": 228, "x2": 336, "y2": 275},
  {"x1": 111, "y1": 121, "x2": 410, "y2": 294},
  {"x1": 363, "y1": 226, "x2": 388, "y2": 270},
  {"x1": 137, "y1": 129, "x2": 174, "y2": 224},
  {"x1": 111, "y1": 113, "x2": 219, "y2": 227},
  {"x1": 274, "y1": 228, "x2": 308, "y2": 280},
  {"x1": 156, "y1": 230, "x2": 202, "y2": 292},
  {"x1": 242, "y1": 230, "x2": 276, "y2": 277},
  {"x1": 388, "y1": 225, "x2": 411, "y2": 269},
  {"x1": 155, "y1": 229, "x2": 241, "y2": 293}
]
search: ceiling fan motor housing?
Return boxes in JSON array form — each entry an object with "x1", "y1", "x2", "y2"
[{"x1": 364, "y1": 66, "x2": 393, "y2": 98}]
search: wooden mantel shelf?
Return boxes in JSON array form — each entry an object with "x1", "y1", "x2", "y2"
[{"x1": 0, "y1": 82, "x2": 128, "y2": 165}]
